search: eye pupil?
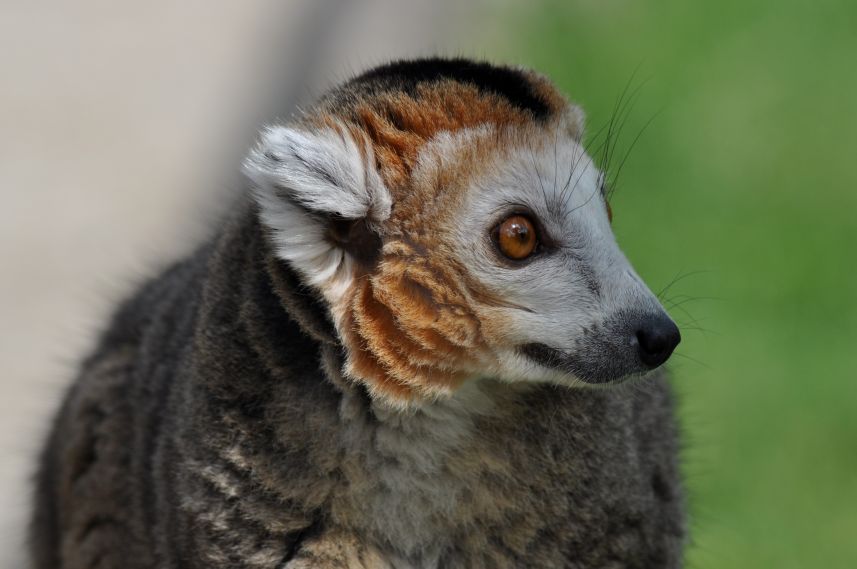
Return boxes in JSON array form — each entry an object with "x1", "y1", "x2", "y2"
[{"x1": 496, "y1": 215, "x2": 538, "y2": 260}]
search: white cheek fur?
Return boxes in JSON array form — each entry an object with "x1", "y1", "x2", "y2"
[{"x1": 441, "y1": 128, "x2": 663, "y2": 381}]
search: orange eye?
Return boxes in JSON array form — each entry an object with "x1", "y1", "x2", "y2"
[{"x1": 495, "y1": 215, "x2": 538, "y2": 260}]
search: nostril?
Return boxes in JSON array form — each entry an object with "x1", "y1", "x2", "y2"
[{"x1": 636, "y1": 317, "x2": 681, "y2": 368}]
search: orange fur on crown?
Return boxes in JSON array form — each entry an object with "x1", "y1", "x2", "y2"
[{"x1": 311, "y1": 78, "x2": 566, "y2": 192}]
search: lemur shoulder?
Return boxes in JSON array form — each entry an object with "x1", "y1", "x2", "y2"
[{"x1": 31, "y1": 58, "x2": 686, "y2": 569}]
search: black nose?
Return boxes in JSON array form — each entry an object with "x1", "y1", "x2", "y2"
[{"x1": 635, "y1": 315, "x2": 681, "y2": 368}]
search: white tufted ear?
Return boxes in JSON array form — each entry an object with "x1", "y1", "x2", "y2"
[{"x1": 243, "y1": 124, "x2": 391, "y2": 295}]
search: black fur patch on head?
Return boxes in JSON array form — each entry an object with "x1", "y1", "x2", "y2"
[{"x1": 344, "y1": 57, "x2": 553, "y2": 120}]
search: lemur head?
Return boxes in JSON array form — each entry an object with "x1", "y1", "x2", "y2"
[{"x1": 245, "y1": 58, "x2": 680, "y2": 405}]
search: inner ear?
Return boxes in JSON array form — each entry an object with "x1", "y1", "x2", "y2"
[{"x1": 327, "y1": 216, "x2": 382, "y2": 267}]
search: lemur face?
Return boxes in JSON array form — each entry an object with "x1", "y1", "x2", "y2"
[{"x1": 245, "y1": 59, "x2": 679, "y2": 404}]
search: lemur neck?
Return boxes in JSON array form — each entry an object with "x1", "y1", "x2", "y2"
[{"x1": 330, "y1": 376, "x2": 532, "y2": 556}]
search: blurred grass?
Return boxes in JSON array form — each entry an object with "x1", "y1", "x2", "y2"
[{"x1": 496, "y1": 1, "x2": 857, "y2": 567}]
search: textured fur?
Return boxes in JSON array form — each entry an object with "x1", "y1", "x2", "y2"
[{"x1": 31, "y1": 58, "x2": 686, "y2": 568}]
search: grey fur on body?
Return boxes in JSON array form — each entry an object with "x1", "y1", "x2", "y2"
[{"x1": 31, "y1": 204, "x2": 684, "y2": 568}]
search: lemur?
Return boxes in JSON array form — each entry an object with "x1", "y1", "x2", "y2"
[{"x1": 30, "y1": 58, "x2": 685, "y2": 568}]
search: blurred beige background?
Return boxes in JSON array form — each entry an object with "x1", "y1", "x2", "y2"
[{"x1": 0, "y1": 1, "x2": 495, "y2": 565}]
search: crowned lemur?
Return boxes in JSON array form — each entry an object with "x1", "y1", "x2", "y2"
[{"x1": 30, "y1": 58, "x2": 686, "y2": 569}]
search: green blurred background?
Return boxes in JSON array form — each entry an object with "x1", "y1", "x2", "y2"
[{"x1": 495, "y1": 0, "x2": 857, "y2": 567}]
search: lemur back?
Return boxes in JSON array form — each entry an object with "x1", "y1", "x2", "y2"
[{"x1": 31, "y1": 58, "x2": 685, "y2": 569}]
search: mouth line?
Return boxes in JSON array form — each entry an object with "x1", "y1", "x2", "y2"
[{"x1": 519, "y1": 342, "x2": 637, "y2": 385}]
